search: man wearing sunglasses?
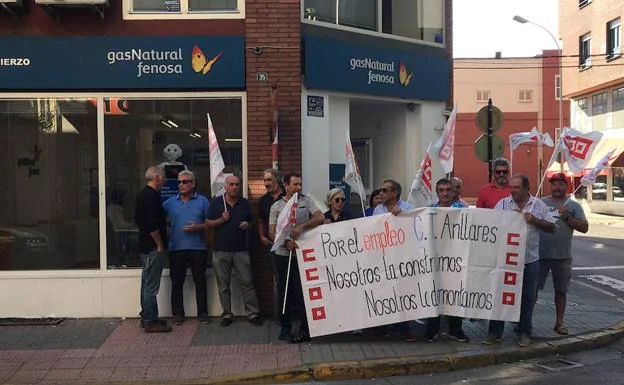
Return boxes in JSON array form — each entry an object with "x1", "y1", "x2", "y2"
[
  {"x1": 372, "y1": 179, "x2": 417, "y2": 342},
  {"x1": 476, "y1": 158, "x2": 512, "y2": 209},
  {"x1": 163, "y1": 170, "x2": 211, "y2": 325}
]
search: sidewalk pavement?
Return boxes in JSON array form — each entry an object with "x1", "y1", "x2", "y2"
[{"x1": 1, "y1": 281, "x2": 624, "y2": 385}]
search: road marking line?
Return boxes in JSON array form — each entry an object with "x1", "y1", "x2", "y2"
[
  {"x1": 571, "y1": 279, "x2": 616, "y2": 297},
  {"x1": 572, "y1": 266, "x2": 624, "y2": 271},
  {"x1": 579, "y1": 275, "x2": 624, "y2": 292}
]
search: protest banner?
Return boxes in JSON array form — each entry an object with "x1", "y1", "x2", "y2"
[{"x1": 294, "y1": 207, "x2": 528, "y2": 337}]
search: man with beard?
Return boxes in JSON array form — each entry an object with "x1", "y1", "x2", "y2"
[
  {"x1": 538, "y1": 173, "x2": 588, "y2": 335},
  {"x1": 477, "y1": 158, "x2": 511, "y2": 209},
  {"x1": 257, "y1": 169, "x2": 284, "y2": 323},
  {"x1": 485, "y1": 174, "x2": 556, "y2": 347}
]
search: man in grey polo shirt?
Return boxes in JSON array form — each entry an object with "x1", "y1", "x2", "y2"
[
  {"x1": 269, "y1": 173, "x2": 324, "y2": 343},
  {"x1": 538, "y1": 173, "x2": 588, "y2": 335}
]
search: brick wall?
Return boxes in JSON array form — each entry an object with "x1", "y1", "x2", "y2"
[
  {"x1": 245, "y1": 0, "x2": 302, "y2": 316},
  {"x1": 560, "y1": 0, "x2": 624, "y2": 97}
]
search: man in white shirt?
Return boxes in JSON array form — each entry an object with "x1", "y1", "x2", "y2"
[{"x1": 484, "y1": 174, "x2": 556, "y2": 347}]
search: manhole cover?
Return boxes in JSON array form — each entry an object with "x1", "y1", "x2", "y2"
[
  {"x1": 0, "y1": 318, "x2": 64, "y2": 326},
  {"x1": 535, "y1": 358, "x2": 583, "y2": 371}
]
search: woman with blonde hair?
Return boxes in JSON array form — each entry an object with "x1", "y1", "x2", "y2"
[{"x1": 323, "y1": 188, "x2": 352, "y2": 224}]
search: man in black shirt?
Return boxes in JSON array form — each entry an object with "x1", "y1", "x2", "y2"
[
  {"x1": 207, "y1": 175, "x2": 261, "y2": 327},
  {"x1": 134, "y1": 166, "x2": 171, "y2": 333}
]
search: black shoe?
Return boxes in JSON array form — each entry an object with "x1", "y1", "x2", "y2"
[
  {"x1": 288, "y1": 330, "x2": 310, "y2": 344},
  {"x1": 173, "y1": 315, "x2": 185, "y2": 325},
  {"x1": 144, "y1": 321, "x2": 172, "y2": 333},
  {"x1": 140, "y1": 319, "x2": 167, "y2": 328},
  {"x1": 220, "y1": 318, "x2": 233, "y2": 327},
  {"x1": 248, "y1": 316, "x2": 263, "y2": 326},
  {"x1": 198, "y1": 314, "x2": 211, "y2": 324},
  {"x1": 278, "y1": 327, "x2": 291, "y2": 341},
  {"x1": 425, "y1": 332, "x2": 439, "y2": 342},
  {"x1": 449, "y1": 329, "x2": 470, "y2": 342}
]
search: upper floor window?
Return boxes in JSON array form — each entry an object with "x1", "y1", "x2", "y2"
[
  {"x1": 579, "y1": 0, "x2": 591, "y2": 9},
  {"x1": 555, "y1": 75, "x2": 562, "y2": 100},
  {"x1": 125, "y1": 0, "x2": 243, "y2": 19},
  {"x1": 303, "y1": 0, "x2": 444, "y2": 45},
  {"x1": 592, "y1": 92, "x2": 607, "y2": 115},
  {"x1": 579, "y1": 33, "x2": 592, "y2": 69},
  {"x1": 607, "y1": 19, "x2": 621, "y2": 59},
  {"x1": 518, "y1": 90, "x2": 533, "y2": 103},
  {"x1": 613, "y1": 87, "x2": 624, "y2": 112},
  {"x1": 476, "y1": 90, "x2": 490, "y2": 103}
]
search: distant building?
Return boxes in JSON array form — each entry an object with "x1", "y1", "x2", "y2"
[
  {"x1": 560, "y1": 0, "x2": 624, "y2": 210},
  {"x1": 453, "y1": 52, "x2": 569, "y2": 199}
]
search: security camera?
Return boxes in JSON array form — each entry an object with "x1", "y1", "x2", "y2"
[{"x1": 253, "y1": 46, "x2": 263, "y2": 56}]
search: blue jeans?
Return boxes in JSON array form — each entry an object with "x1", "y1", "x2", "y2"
[
  {"x1": 488, "y1": 261, "x2": 539, "y2": 338},
  {"x1": 140, "y1": 250, "x2": 166, "y2": 323}
]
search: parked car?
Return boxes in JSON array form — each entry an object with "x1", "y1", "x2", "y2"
[{"x1": 591, "y1": 183, "x2": 623, "y2": 199}]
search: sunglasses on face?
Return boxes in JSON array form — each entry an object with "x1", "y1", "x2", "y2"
[
  {"x1": 495, "y1": 170, "x2": 509, "y2": 175},
  {"x1": 334, "y1": 197, "x2": 346, "y2": 203},
  {"x1": 178, "y1": 180, "x2": 193, "y2": 185}
]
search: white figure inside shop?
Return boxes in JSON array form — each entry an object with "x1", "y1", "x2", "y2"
[{"x1": 159, "y1": 143, "x2": 188, "y2": 179}]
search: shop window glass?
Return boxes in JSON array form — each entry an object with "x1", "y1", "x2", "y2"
[
  {"x1": 303, "y1": 0, "x2": 444, "y2": 44},
  {"x1": 104, "y1": 98, "x2": 242, "y2": 269},
  {"x1": 132, "y1": 0, "x2": 237, "y2": 13},
  {"x1": 0, "y1": 98, "x2": 99, "y2": 271}
]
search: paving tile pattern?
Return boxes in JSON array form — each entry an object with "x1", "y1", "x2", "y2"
[{"x1": 0, "y1": 285, "x2": 622, "y2": 384}]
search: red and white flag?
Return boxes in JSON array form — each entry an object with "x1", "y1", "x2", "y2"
[
  {"x1": 547, "y1": 128, "x2": 604, "y2": 174},
  {"x1": 581, "y1": 149, "x2": 617, "y2": 186},
  {"x1": 510, "y1": 127, "x2": 554, "y2": 150},
  {"x1": 408, "y1": 145, "x2": 434, "y2": 207},
  {"x1": 271, "y1": 193, "x2": 298, "y2": 253},
  {"x1": 344, "y1": 131, "x2": 367, "y2": 216},
  {"x1": 433, "y1": 105, "x2": 456, "y2": 174},
  {"x1": 270, "y1": 87, "x2": 279, "y2": 170},
  {"x1": 207, "y1": 113, "x2": 226, "y2": 196}
]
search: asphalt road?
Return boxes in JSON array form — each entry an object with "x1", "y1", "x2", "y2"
[{"x1": 572, "y1": 220, "x2": 624, "y2": 302}]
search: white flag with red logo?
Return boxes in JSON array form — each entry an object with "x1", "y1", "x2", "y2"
[
  {"x1": 548, "y1": 128, "x2": 604, "y2": 174},
  {"x1": 271, "y1": 87, "x2": 279, "y2": 170},
  {"x1": 510, "y1": 127, "x2": 555, "y2": 150},
  {"x1": 408, "y1": 146, "x2": 434, "y2": 207},
  {"x1": 433, "y1": 105, "x2": 456, "y2": 174},
  {"x1": 207, "y1": 113, "x2": 226, "y2": 196},
  {"x1": 344, "y1": 132, "x2": 366, "y2": 199},
  {"x1": 581, "y1": 149, "x2": 617, "y2": 186},
  {"x1": 271, "y1": 193, "x2": 298, "y2": 252}
]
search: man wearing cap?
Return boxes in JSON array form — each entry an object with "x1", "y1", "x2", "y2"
[{"x1": 538, "y1": 173, "x2": 588, "y2": 335}]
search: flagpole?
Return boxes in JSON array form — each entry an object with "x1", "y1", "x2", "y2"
[
  {"x1": 563, "y1": 185, "x2": 583, "y2": 205},
  {"x1": 282, "y1": 249, "x2": 293, "y2": 315}
]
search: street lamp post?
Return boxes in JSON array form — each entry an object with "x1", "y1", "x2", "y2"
[{"x1": 513, "y1": 15, "x2": 563, "y2": 173}]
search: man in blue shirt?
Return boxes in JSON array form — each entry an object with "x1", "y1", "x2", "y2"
[
  {"x1": 163, "y1": 170, "x2": 210, "y2": 325},
  {"x1": 425, "y1": 178, "x2": 470, "y2": 342}
]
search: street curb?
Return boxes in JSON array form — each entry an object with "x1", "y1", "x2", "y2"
[{"x1": 32, "y1": 323, "x2": 624, "y2": 385}]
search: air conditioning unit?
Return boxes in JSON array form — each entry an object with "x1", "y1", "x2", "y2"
[
  {"x1": 35, "y1": 0, "x2": 107, "y2": 5},
  {"x1": 580, "y1": 58, "x2": 592, "y2": 70}
]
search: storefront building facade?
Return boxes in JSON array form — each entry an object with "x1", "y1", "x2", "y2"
[
  {"x1": 0, "y1": 0, "x2": 302, "y2": 317},
  {"x1": 299, "y1": 0, "x2": 453, "y2": 207}
]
